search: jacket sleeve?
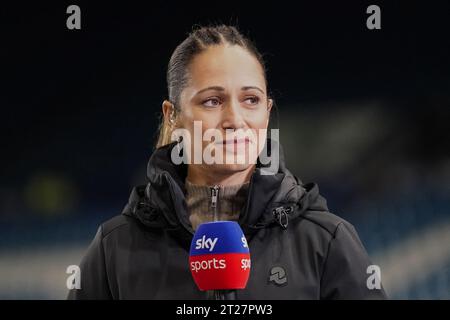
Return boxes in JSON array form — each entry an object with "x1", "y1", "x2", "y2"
[
  {"x1": 67, "y1": 226, "x2": 113, "y2": 300},
  {"x1": 320, "y1": 221, "x2": 387, "y2": 299}
]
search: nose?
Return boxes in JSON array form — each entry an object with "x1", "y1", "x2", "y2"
[{"x1": 221, "y1": 98, "x2": 246, "y2": 131}]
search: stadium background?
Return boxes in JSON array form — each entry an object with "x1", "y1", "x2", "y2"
[{"x1": 1, "y1": 1, "x2": 449, "y2": 299}]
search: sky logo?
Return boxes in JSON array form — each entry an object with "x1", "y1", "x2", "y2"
[
  {"x1": 241, "y1": 235, "x2": 248, "y2": 248},
  {"x1": 195, "y1": 235, "x2": 218, "y2": 252}
]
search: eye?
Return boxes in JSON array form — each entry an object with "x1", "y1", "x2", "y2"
[
  {"x1": 202, "y1": 97, "x2": 222, "y2": 108},
  {"x1": 244, "y1": 96, "x2": 260, "y2": 106}
]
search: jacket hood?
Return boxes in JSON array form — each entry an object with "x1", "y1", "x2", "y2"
[{"x1": 122, "y1": 138, "x2": 329, "y2": 248}]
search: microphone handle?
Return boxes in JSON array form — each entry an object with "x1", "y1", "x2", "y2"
[{"x1": 206, "y1": 289, "x2": 237, "y2": 300}]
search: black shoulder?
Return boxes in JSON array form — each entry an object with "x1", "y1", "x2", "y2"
[
  {"x1": 100, "y1": 214, "x2": 134, "y2": 237},
  {"x1": 298, "y1": 209, "x2": 352, "y2": 238}
]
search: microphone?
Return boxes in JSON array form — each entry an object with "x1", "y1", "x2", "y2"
[{"x1": 189, "y1": 221, "x2": 251, "y2": 300}]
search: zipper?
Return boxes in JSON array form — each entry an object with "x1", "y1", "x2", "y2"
[
  {"x1": 272, "y1": 205, "x2": 293, "y2": 229},
  {"x1": 210, "y1": 185, "x2": 220, "y2": 221},
  {"x1": 208, "y1": 185, "x2": 221, "y2": 301}
]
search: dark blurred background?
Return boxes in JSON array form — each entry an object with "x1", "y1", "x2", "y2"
[{"x1": 1, "y1": 1, "x2": 449, "y2": 299}]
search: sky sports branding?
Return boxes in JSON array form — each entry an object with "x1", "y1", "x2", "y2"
[
  {"x1": 241, "y1": 235, "x2": 248, "y2": 248},
  {"x1": 189, "y1": 221, "x2": 251, "y2": 290},
  {"x1": 191, "y1": 234, "x2": 250, "y2": 273},
  {"x1": 195, "y1": 235, "x2": 218, "y2": 252},
  {"x1": 190, "y1": 256, "x2": 251, "y2": 273},
  {"x1": 190, "y1": 223, "x2": 250, "y2": 256},
  {"x1": 194, "y1": 234, "x2": 248, "y2": 252}
]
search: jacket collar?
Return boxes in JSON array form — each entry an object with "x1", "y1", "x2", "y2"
[{"x1": 123, "y1": 138, "x2": 313, "y2": 249}]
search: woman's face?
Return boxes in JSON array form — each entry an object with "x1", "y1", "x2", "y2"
[{"x1": 169, "y1": 44, "x2": 272, "y2": 178}]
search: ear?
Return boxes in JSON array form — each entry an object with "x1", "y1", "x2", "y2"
[
  {"x1": 267, "y1": 98, "x2": 273, "y2": 113},
  {"x1": 266, "y1": 98, "x2": 273, "y2": 126},
  {"x1": 162, "y1": 100, "x2": 175, "y2": 126}
]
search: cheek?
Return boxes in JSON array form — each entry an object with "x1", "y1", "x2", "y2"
[
  {"x1": 245, "y1": 109, "x2": 270, "y2": 129},
  {"x1": 178, "y1": 110, "x2": 220, "y2": 151},
  {"x1": 244, "y1": 110, "x2": 270, "y2": 155},
  {"x1": 183, "y1": 106, "x2": 221, "y2": 128}
]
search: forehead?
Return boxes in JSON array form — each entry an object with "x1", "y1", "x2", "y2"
[{"x1": 187, "y1": 44, "x2": 266, "y2": 90}]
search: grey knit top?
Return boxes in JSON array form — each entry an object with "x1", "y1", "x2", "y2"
[{"x1": 185, "y1": 179, "x2": 250, "y2": 231}]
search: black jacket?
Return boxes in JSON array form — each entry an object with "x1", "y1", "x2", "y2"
[{"x1": 67, "y1": 140, "x2": 386, "y2": 300}]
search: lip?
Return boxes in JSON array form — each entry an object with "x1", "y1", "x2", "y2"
[{"x1": 217, "y1": 137, "x2": 251, "y2": 145}]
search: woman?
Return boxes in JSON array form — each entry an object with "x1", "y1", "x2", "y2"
[{"x1": 68, "y1": 25, "x2": 386, "y2": 299}]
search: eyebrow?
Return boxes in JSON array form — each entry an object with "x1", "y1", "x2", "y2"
[
  {"x1": 242, "y1": 86, "x2": 265, "y2": 95},
  {"x1": 195, "y1": 86, "x2": 265, "y2": 95}
]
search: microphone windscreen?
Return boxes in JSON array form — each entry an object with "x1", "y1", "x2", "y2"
[{"x1": 189, "y1": 221, "x2": 251, "y2": 291}]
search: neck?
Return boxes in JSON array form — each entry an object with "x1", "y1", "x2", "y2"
[{"x1": 186, "y1": 164, "x2": 255, "y2": 186}]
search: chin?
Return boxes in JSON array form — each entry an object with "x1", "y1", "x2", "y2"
[{"x1": 212, "y1": 162, "x2": 254, "y2": 174}]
